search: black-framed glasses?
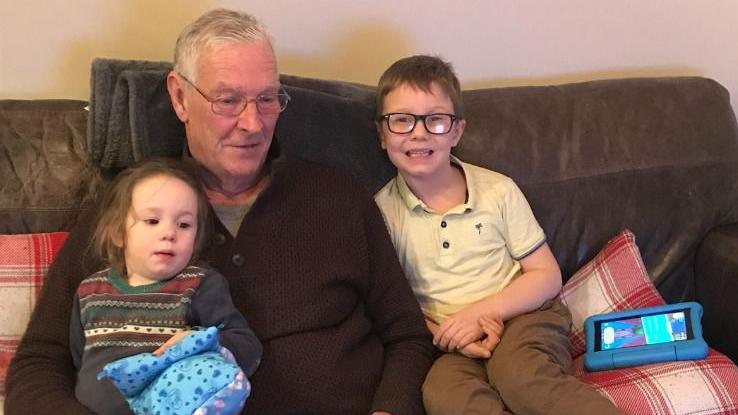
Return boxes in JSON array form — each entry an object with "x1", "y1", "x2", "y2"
[
  {"x1": 178, "y1": 73, "x2": 291, "y2": 116},
  {"x1": 379, "y1": 113, "x2": 459, "y2": 135}
]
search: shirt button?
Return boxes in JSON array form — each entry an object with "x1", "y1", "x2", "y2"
[
  {"x1": 232, "y1": 254, "x2": 245, "y2": 267},
  {"x1": 442, "y1": 241, "x2": 450, "y2": 249},
  {"x1": 214, "y1": 233, "x2": 226, "y2": 245},
  {"x1": 441, "y1": 221, "x2": 447, "y2": 228}
]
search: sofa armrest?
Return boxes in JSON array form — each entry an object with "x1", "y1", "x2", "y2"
[{"x1": 695, "y1": 223, "x2": 738, "y2": 363}]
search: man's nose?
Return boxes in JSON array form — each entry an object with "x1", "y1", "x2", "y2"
[{"x1": 236, "y1": 101, "x2": 264, "y2": 132}]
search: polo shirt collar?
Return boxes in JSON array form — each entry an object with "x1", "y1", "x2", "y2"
[{"x1": 396, "y1": 155, "x2": 476, "y2": 213}]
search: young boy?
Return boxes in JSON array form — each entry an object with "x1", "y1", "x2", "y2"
[{"x1": 374, "y1": 55, "x2": 619, "y2": 415}]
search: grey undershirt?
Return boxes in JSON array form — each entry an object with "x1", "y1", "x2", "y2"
[{"x1": 212, "y1": 203, "x2": 252, "y2": 237}]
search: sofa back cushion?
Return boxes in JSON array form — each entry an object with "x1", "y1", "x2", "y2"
[
  {"x1": 5, "y1": 74, "x2": 738, "y2": 306},
  {"x1": 277, "y1": 76, "x2": 738, "y2": 303},
  {"x1": 454, "y1": 77, "x2": 738, "y2": 302},
  {"x1": 0, "y1": 100, "x2": 102, "y2": 234}
]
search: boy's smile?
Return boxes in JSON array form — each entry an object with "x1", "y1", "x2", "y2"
[{"x1": 378, "y1": 82, "x2": 465, "y2": 184}]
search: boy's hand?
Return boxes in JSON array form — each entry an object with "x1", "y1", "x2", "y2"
[
  {"x1": 152, "y1": 329, "x2": 193, "y2": 356},
  {"x1": 456, "y1": 315, "x2": 504, "y2": 359},
  {"x1": 425, "y1": 318, "x2": 440, "y2": 336},
  {"x1": 434, "y1": 302, "x2": 490, "y2": 351},
  {"x1": 479, "y1": 315, "x2": 504, "y2": 352},
  {"x1": 457, "y1": 340, "x2": 492, "y2": 359}
]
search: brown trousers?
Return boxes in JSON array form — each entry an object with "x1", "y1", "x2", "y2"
[{"x1": 422, "y1": 300, "x2": 620, "y2": 415}]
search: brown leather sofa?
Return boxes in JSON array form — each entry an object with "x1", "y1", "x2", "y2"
[{"x1": 1, "y1": 74, "x2": 737, "y2": 365}]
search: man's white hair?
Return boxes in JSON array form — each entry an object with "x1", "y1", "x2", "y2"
[{"x1": 173, "y1": 8, "x2": 273, "y2": 81}]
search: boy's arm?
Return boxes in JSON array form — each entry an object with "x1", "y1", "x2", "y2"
[{"x1": 434, "y1": 243, "x2": 561, "y2": 351}]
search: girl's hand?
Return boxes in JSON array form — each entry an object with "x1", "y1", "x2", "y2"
[{"x1": 152, "y1": 329, "x2": 193, "y2": 356}]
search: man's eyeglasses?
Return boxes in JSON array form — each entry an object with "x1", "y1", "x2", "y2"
[
  {"x1": 379, "y1": 113, "x2": 459, "y2": 135},
  {"x1": 178, "y1": 73, "x2": 291, "y2": 116}
]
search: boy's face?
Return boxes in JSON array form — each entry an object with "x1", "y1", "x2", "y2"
[
  {"x1": 119, "y1": 175, "x2": 198, "y2": 286},
  {"x1": 378, "y1": 82, "x2": 465, "y2": 182}
]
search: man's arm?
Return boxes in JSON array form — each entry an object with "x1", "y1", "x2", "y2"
[
  {"x1": 5, "y1": 213, "x2": 99, "y2": 415},
  {"x1": 362, "y1": 197, "x2": 436, "y2": 415},
  {"x1": 434, "y1": 243, "x2": 561, "y2": 351},
  {"x1": 187, "y1": 270, "x2": 263, "y2": 377}
]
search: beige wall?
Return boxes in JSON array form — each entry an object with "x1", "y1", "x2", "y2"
[{"x1": 2, "y1": 0, "x2": 737, "y2": 115}]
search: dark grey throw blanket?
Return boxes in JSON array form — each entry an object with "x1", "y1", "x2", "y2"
[
  {"x1": 87, "y1": 58, "x2": 185, "y2": 169},
  {"x1": 85, "y1": 58, "x2": 394, "y2": 192}
]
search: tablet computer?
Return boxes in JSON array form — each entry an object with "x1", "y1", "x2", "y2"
[{"x1": 584, "y1": 302, "x2": 708, "y2": 372}]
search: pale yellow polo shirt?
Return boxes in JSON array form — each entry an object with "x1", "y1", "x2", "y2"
[{"x1": 374, "y1": 156, "x2": 546, "y2": 323}]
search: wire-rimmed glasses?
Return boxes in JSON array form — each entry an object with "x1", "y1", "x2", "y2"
[{"x1": 178, "y1": 73, "x2": 291, "y2": 116}]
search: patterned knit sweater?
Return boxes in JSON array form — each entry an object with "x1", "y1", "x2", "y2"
[
  {"x1": 6, "y1": 157, "x2": 435, "y2": 415},
  {"x1": 75, "y1": 267, "x2": 200, "y2": 351},
  {"x1": 69, "y1": 265, "x2": 261, "y2": 414}
]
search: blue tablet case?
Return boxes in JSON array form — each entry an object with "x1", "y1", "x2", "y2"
[{"x1": 584, "y1": 302, "x2": 708, "y2": 372}]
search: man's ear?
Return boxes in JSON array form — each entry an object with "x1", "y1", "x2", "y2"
[
  {"x1": 167, "y1": 71, "x2": 189, "y2": 123},
  {"x1": 376, "y1": 122, "x2": 388, "y2": 149},
  {"x1": 451, "y1": 118, "x2": 466, "y2": 147}
]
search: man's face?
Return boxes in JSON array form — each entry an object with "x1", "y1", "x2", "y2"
[{"x1": 175, "y1": 40, "x2": 280, "y2": 189}]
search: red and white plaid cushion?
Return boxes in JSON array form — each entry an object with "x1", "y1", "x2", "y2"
[
  {"x1": 560, "y1": 229, "x2": 738, "y2": 414},
  {"x1": 0, "y1": 232, "x2": 68, "y2": 396},
  {"x1": 574, "y1": 350, "x2": 738, "y2": 415},
  {"x1": 559, "y1": 229, "x2": 665, "y2": 357}
]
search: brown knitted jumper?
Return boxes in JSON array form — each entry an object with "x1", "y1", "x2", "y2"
[{"x1": 6, "y1": 157, "x2": 435, "y2": 415}]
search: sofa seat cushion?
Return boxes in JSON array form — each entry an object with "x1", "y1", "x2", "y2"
[
  {"x1": 0, "y1": 232, "x2": 68, "y2": 396},
  {"x1": 560, "y1": 229, "x2": 738, "y2": 413}
]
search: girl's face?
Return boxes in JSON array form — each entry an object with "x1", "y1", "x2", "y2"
[{"x1": 119, "y1": 174, "x2": 199, "y2": 286}]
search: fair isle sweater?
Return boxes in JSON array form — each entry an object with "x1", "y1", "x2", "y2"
[
  {"x1": 6, "y1": 157, "x2": 435, "y2": 415},
  {"x1": 69, "y1": 265, "x2": 262, "y2": 415}
]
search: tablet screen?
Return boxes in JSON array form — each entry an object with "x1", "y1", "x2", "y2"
[{"x1": 595, "y1": 308, "x2": 693, "y2": 351}]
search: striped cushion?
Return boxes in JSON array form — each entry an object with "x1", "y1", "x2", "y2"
[
  {"x1": 560, "y1": 229, "x2": 738, "y2": 414},
  {"x1": 0, "y1": 232, "x2": 68, "y2": 395}
]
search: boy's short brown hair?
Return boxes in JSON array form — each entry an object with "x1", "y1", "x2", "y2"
[{"x1": 376, "y1": 55, "x2": 463, "y2": 118}]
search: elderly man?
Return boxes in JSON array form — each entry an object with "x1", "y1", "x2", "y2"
[{"x1": 6, "y1": 8, "x2": 434, "y2": 415}]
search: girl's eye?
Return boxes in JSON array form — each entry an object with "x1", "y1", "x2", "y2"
[
  {"x1": 144, "y1": 218, "x2": 159, "y2": 225},
  {"x1": 178, "y1": 222, "x2": 192, "y2": 229}
]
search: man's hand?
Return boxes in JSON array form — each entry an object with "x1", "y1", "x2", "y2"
[{"x1": 152, "y1": 329, "x2": 193, "y2": 356}]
